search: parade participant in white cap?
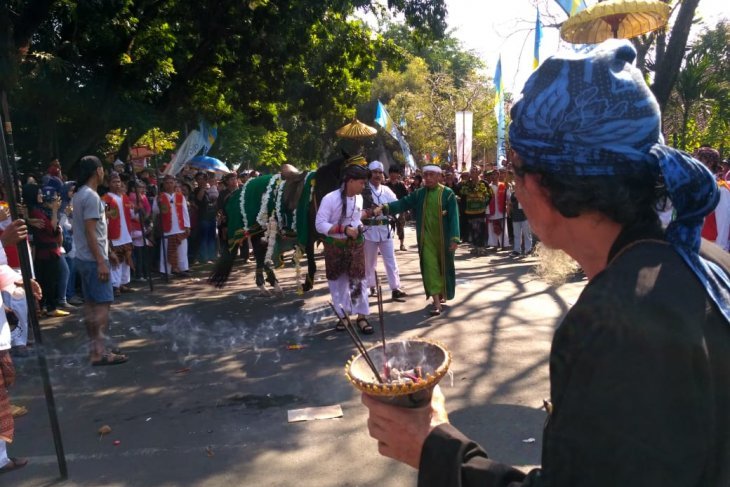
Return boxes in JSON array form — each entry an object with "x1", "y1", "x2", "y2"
[
  {"x1": 362, "y1": 161, "x2": 407, "y2": 301},
  {"x1": 374, "y1": 164, "x2": 459, "y2": 315},
  {"x1": 315, "y1": 156, "x2": 373, "y2": 334}
]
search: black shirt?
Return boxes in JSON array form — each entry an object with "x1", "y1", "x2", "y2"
[
  {"x1": 419, "y1": 223, "x2": 730, "y2": 486},
  {"x1": 386, "y1": 180, "x2": 409, "y2": 200}
]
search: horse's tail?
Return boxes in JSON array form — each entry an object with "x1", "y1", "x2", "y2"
[
  {"x1": 208, "y1": 245, "x2": 238, "y2": 288},
  {"x1": 209, "y1": 183, "x2": 248, "y2": 288}
]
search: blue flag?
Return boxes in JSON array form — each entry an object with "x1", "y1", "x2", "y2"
[
  {"x1": 199, "y1": 119, "x2": 217, "y2": 155},
  {"x1": 494, "y1": 57, "x2": 506, "y2": 163},
  {"x1": 375, "y1": 101, "x2": 416, "y2": 169},
  {"x1": 554, "y1": 0, "x2": 586, "y2": 16},
  {"x1": 533, "y1": 9, "x2": 542, "y2": 70}
]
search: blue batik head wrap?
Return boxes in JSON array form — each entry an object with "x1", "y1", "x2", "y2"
[{"x1": 509, "y1": 39, "x2": 730, "y2": 325}]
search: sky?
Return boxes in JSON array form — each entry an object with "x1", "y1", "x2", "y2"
[{"x1": 445, "y1": 0, "x2": 729, "y2": 95}]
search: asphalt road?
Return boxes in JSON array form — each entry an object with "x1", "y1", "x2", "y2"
[{"x1": 8, "y1": 225, "x2": 585, "y2": 487}]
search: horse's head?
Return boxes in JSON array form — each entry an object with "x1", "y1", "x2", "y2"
[{"x1": 313, "y1": 151, "x2": 350, "y2": 203}]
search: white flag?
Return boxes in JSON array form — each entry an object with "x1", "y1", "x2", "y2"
[{"x1": 455, "y1": 111, "x2": 473, "y2": 172}]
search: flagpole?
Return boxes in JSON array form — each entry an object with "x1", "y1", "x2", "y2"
[{"x1": 0, "y1": 92, "x2": 68, "y2": 479}]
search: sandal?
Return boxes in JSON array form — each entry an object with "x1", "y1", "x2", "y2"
[
  {"x1": 10, "y1": 404, "x2": 28, "y2": 418},
  {"x1": 91, "y1": 352, "x2": 128, "y2": 366},
  {"x1": 335, "y1": 319, "x2": 346, "y2": 332},
  {"x1": 429, "y1": 307, "x2": 442, "y2": 316},
  {"x1": 0, "y1": 457, "x2": 28, "y2": 474},
  {"x1": 356, "y1": 317, "x2": 374, "y2": 335}
]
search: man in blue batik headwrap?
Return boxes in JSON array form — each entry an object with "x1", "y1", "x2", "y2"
[{"x1": 361, "y1": 40, "x2": 730, "y2": 486}]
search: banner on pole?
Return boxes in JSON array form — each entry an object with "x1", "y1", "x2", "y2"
[
  {"x1": 534, "y1": 9, "x2": 543, "y2": 70},
  {"x1": 375, "y1": 100, "x2": 416, "y2": 170},
  {"x1": 554, "y1": 0, "x2": 586, "y2": 16},
  {"x1": 455, "y1": 111, "x2": 473, "y2": 172},
  {"x1": 164, "y1": 129, "x2": 206, "y2": 176},
  {"x1": 494, "y1": 57, "x2": 506, "y2": 166}
]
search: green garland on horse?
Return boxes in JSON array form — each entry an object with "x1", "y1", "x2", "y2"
[{"x1": 208, "y1": 154, "x2": 348, "y2": 294}]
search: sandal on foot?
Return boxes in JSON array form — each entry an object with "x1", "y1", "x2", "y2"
[
  {"x1": 429, "y1": 307, "x2": 442, "y2": 316},
  {"x1": 0, "y1": 457, "x2": 29, "y2": 474},
  {"x1": 91, "y1": 352, "x2": 128, "y2": 366},
  {"x1": 335, "y1": 319, "x2": 346, "y2": 332},
  {"x1": 10, "y1": 404, "x2": 28, "y2": 418},
  {"x1": 356, "y1": 317, "x2": 374, "y2": 335}
]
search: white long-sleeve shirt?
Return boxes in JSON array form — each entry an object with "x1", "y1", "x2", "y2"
[
  {"x1": 0, "y1": 246, "x2": 22, "y2": 351},
  {"x1": 107, "y1": 192, "x2": 133, "y2": 246},
  {"x1": 363, "y1": 183, "x2": 397, "y2": 243},
  {"x1": 152, "y1": 192, "x2": 191, "y2": 236},
  {"x1": 315, "y1": 189, "x2": 363, "y2": 239}
]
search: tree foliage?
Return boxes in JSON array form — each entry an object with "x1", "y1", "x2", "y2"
[
  {"x1": 1, "y1": 0, "x2": 447, "y2": 173},
  {"x1": 367, "y1": 26, "x2": 494, "y2": 169},
  {"x1": 662, "y1": 20, "x2": 730, "y2": 152}
]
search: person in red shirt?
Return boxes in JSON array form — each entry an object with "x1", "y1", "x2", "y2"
[{"x1": 30, "y1": 187, "x2": 69, "y2": 318}]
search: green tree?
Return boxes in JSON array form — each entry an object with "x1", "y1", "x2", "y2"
[
  {"x1": 1, "y1": 0, "x2": 448, "y2": 172},
  {"x1": 662, "y1": 21, "x2": 729, "y2": 152},
  {"x1": 367, "y1": 28, "x2": 494, "y2": 169}
]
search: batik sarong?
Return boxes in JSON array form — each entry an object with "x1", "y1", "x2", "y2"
[
  {"x1": 0, "y1": 351, "x2": 15, "y2": 443},
  {"x1": 111, "y1": 242, "x2": 134, "y2": 270},
  {"x1": 165, "y1": 233, "x2": 187, "y2": 273}
]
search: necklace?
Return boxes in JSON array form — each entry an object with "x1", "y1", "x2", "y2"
[
  {"x1": 340, "y1": 191, "x2": 358, "y2": 224},
  {"x1": 370, "y1": 183, "x2": 383, "y2": 204}
]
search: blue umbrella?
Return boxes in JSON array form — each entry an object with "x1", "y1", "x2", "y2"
[{"x1": 187, "y1": 155, "x2": 231, "y2": 174}]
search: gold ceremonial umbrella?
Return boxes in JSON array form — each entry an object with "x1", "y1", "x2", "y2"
[
  {"x1": 560, "y1": 0, "x2": 670, "y2": 44},
  {"x1": 336, "y1": 118, "x2": 378, "y2": 140}
]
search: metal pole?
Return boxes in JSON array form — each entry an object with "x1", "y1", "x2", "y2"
[{"x1": 0, "y1": 92, "x2": 68, "y2": 479}]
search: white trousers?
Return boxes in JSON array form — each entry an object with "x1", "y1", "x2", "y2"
[
  {"x1": 363, "y1": 239, "x2": 400, "y2": 290},
  {"x1": 328, "y1": 274, "x2": 369, "y2": 318},
  {"x1": 159, "y1": 236, "x2": 189, "y2": 273},
  {"x1": 3, "y1": 290, "x2": 28, "y2": 347},
  {"x1": 487, "y1": 218, "x2": 508, "y2": 247},
  {"x1": 512, "y1": 220, "x2": 533, "y2": 253},
  {"x1": 111, "y1": 263, "x2": 131, "y2": 288}
]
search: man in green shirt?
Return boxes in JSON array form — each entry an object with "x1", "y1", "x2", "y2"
[
  {"x1": 373, "y1": 165, "x2": 459, "y2": 315},
  {"x1": 460, "y1": 165, "x2": 491, "y2": 254}
]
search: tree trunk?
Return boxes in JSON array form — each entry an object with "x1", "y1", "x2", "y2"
[
  {"x1": 115, "y1": 126, "x2": 148, "y2": 163},
  {"x1": 651, "y1": 0, "x2": 700, "y2": 111}
]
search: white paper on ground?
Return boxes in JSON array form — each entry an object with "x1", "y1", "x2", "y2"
[{"x1": 287, "y1": 405, "x2": 343, "y2": 423}]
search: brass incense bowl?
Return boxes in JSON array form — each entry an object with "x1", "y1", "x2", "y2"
[{"x1": 345, "y1": 339, "x2": 451, "y2": 408}]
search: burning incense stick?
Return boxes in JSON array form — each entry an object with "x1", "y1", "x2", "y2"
[
  {"x1": 375, "y1": 271, "x2": 388, "y2": 379},
  {"x1": 328, "y1": 302, "x2": 383, "y2": 383},
  {"x1": 339, "y1": 305, "x2": 384, "y2": 383}
]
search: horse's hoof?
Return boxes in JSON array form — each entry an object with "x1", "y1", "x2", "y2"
[{"x1": 302, "y1": 282, "x2": 313, "y2": 292}]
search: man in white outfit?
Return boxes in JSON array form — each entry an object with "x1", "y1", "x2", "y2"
[
  {"x1": 0, "y1": 208, "x2": 34, "y2": 357},
  {"x1": 486, "y1": 169, "x2": 509, "y2": 249},
  {"x1": 153, "y1": 175, "x2": 191, "y2": 275},
  {"x1": 103, "y1": 173, "x2": 134, "y2": 294},
  {"x1": 315, "y1": 157, "x2": 373, "y2": 334},
  {"x1": 362, "y1": 161, "x2": 407, "y2": 301},
  {"x1": 0, "y1": 218, "x2": 40, "y2": 475}
]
